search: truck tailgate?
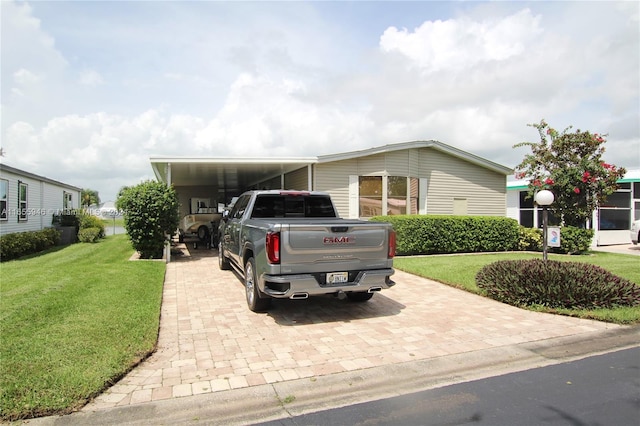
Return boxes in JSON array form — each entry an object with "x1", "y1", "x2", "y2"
[{"x1": 279, "y1": 220, "x2": 392, "y2": 273}]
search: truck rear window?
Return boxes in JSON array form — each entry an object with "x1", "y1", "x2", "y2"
[{"x1": 251, "y1": 195, "x2": 337, "y2": 218}]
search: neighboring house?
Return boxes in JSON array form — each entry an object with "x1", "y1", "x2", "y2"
[
  {"x1": 0, "y1": 163, "x2": 81, "y2": 236},
  {"x1": 150, "y1": 140, "x2": 512, "y2": 220},
  {"x1": 507, "y1": 169, "x2": 640, "y2": 246},
  {"x1": 89, "y1": 201, "x2": 122, "y2": 218}
]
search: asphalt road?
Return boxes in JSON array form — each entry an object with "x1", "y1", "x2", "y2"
[{"x1": 256, "y1": 347, "x2": 640, "y2": 426}]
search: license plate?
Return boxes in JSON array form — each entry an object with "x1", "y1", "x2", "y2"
[{"x1": 326, "y1": 272, "x2": 348, "y2": 284}]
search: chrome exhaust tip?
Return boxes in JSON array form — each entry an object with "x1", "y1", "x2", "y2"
[
  {"x1": 368, "y1": 287, "x2": 383, "y2": 293},
  {"x1": 290, "y1": 293, "x2": 309, "y2": 299}
]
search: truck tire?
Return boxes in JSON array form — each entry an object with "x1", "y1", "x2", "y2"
[
  {"x1": 245, "y1": 257, "x2": 271, "y2": 312},
  {"x1": 346, "y1": 292, "x2": 374, "y2": 302},
  {"x1": 218, "y1": 242, "x2": 231, "y2": 270}
]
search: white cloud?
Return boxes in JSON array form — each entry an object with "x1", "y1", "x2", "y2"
[
  {"x1": 380, "y1": 9, "x2": 543, "y2": 73},
  {"x1": 78, "y1": 69, "x2": 104, "y2": 86},
  {"x1": 1, "y1": 1, "x2": 637, "y2": 201},
  {"x1": 13, "y1": 68, "x2": 42, "y2": 85}
]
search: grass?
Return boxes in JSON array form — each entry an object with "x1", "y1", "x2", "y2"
[
  {"x1": 101, "y1": 216, "x2": 125, "y2": 227},
  {"x1": 394, "y1": 251, "x2": 640, "y2": 324},
  {"x1": 0, "y1": 234, "x2": 165, "y2": 421}
]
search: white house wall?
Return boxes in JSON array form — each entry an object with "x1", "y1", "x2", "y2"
[
  {"x1": 0, "y1": 168, "x2": 81, "y2": 236},
  {"x1": 506, "y1": 190, "x2": 521, "y2": 222}
]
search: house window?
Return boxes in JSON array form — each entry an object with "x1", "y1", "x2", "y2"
[
  {"x1": 359, "y1": 176, "x2": 382, "y2": 217},
  {"x1": 599, "y1": 183, "x2": 631, "y2": 230},
  {"x1": 0, "y1": 179, "x2": 7, "y2": 220},
  {"x1": 63, "y1": 191, "x2": 73, "y2": 210},
  {"x1": 387, "y1": 176, "x2": 407, "y2": 215},
  {"x1": 519, "y1": 191, "x2": 534, "y2": 227},
  {"x1": 18, "y1": 182, "x2": 28, "y2": 221},
  {"x1": 358, "y1": 176, "x2": 420, "y2": 217}
]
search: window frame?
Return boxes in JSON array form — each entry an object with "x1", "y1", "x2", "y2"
[
  {"x1": 0, "y1": 179, "x2": 7, "y2": 221},
  {"x1": 18, "y1": 182, "x2": 28, "y2": 222}
]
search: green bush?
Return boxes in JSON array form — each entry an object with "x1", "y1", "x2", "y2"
[
  {"x1": 78, "y1": 227, "x2": 102, "y2": 243},
  {"x1": 551, "y1": 226, "x2": 594, "y2": 254},
  {"x1": 116, "y1": 180, "x2": 179, "y2": 259},
  {"x1": 518, "y1": 226, "x2": 542, "y2": 251},
  {"x1": 476, "y1": 259, "x2": 640, "y2": 309},
  {"x1": 78, "y1": 211, "x2": 105, "y2": 239},
  {"x1": 0, "y1": 228, "x2": 61, "y2": 261},
  {"x1": 371, "y1": 215, "x2": 520, "y2": 255}
]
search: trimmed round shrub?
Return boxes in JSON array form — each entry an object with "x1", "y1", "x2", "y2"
[
  {"x1": 78, "y1": 227, "x2": 102, "y2": 243},
  {"x1": 476, "y1": 259, "x2": 640, "y2": 309},
  {"x1": 78, "y1": 211, "x2": 105, "y2": 239},
  {"x1": 116, "y1": 180, "x2": 179, "y2": 259}
]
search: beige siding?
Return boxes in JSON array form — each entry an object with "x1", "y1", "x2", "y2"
[
  {"x1": 284, "y1": 167, "x2": 309, "y2": 190},
  {"x1": 357, "y1": 153, "x2": 386, "y2": 175},
  {"x1": 314, "y1": 146, "x2": 507, "y2": 219},
  {"x1": 384, "y1": 150, "x2": 411, "y2": 175},
  {"x1": 419, "y1": 149, "x2": 505, "y2": 216},
  {"x1": 314, "y1": 159, "x2": 358, "y2": 217},
  {"x1": 408, "y1": 148, "x2": 420, "y2": 176}
]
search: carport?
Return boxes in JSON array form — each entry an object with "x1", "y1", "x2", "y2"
[{"x1": 150, "y1": 156, "x2": 317, "y2": 219}]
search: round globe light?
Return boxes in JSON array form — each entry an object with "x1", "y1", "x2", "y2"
[{"x1": 535, "y1": 189, "x2": 555, "y2": 206}]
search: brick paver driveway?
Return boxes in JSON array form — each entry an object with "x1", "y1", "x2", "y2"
[{"x1": 85, "y1": 245, "x2": 620, "y2": 410}]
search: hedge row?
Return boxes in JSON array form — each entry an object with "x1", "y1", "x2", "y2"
[
  {"x1": 371, "y1": 215, "x2": 595, "y2": 256},
  {"x1": 517, "y1": 226, "x2": 594, "y2": 254},
  {"x1": 0, "y1": 228, "x2": 61, "y2": 261},
  {"x1": 371, "y1": 215, "x2": 520, "y2": 255}
]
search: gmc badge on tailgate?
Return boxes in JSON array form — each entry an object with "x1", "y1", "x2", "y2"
[{"x1": 323, "y1": 236, "x2": 355, "y2": 244}]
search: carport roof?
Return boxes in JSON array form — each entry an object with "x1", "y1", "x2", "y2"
[{"x1": 150, "y1": 156, "x2": 317, "y2": 193}]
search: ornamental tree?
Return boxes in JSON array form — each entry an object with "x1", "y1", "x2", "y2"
[{"x1": 513, "y1": 120, "x2": 626, "y2": 228}]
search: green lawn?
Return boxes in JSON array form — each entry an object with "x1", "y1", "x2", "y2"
[
  {"x1": 394, "y1": 251, "x2": 640, "y2": 324},
  {"x1": 0, "y1": 234, "x2": 165, "y2": 421}
]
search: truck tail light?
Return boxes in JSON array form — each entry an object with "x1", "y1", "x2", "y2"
[
  {"x1": 388, "y1": 230, "x2": 396, "y2": 259},
  {"x1": 266, "y1": 231, "x2": 281, "y2": 264}
]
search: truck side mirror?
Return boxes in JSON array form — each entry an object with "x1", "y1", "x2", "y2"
[{"x1": 222, "y1": 210, "x2": 230, "y2": 222}]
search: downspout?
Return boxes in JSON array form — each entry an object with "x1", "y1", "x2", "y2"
[{"x1": 308, "y1": 164, "x2": 312, "y2": 191}]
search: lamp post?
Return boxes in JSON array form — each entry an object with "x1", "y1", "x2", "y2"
[{"x1": 535, "y1": 189, "x2": 555, "y2": 261}]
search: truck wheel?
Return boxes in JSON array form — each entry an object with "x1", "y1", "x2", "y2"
[
  {"x1": 346, "y1": 292, "x2": 374, "y2": 302},
  {"x1": 197, "y1": 226, "x2": 209, "y2": 241},
  {"x1": 245, "y1": 257, "x2": 271, "y2": 312},
  {"x1": 218, "y1": 242, "x2": 231, "y2": 270}
]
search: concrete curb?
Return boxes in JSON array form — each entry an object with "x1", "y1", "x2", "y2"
[{"x1": 22, "y1": 326, "x2": 639, "y2": 426}]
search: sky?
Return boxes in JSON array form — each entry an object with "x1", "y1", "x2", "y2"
[{"x1": 2, "y1": 0, "x2": 639, "y2": 203}]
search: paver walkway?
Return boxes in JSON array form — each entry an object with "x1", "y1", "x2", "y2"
[{"x1": 84, "y1": 245, "x2": 621, "y2": 411}]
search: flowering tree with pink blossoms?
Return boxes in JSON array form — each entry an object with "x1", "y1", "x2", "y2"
[{"x1": 513, "y1": 120, "x2": 626, "y2": 228}]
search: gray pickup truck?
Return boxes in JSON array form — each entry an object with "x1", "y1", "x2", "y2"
[{"x1": 218, "y1": 190, "x2": 396, "y2": 312}]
